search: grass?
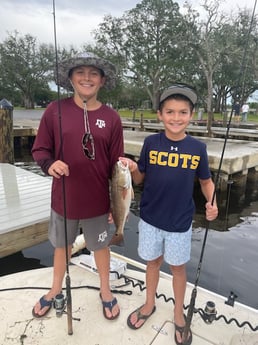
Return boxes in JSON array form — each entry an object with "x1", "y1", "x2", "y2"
[
  {"x1": 118, "y1": 108, "x2": 258, "y2": 123},
  {"x1": 13, "y1": 106, "x2": 258, "y2": 123},
  {"x1": 119, "y1": 109, "x2": 158, "y2": 120}
]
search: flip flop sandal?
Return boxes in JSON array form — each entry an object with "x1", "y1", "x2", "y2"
[
  {"x1": 127, "y1": 305, "x2": 156, "y2": 330},
  {"x1": 32, "y1": 295, "x2": 53, "y2": 318},
  {"x1": 174, "y1": 323, "x2": 192, "y2": 345},
  {"x1": 99, "y1": 293, "x2": 120, "y2": 320}
]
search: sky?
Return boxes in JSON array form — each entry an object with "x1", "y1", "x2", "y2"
[{"x1": 0, "y1": 0, "x2": 256, "y2": 48}]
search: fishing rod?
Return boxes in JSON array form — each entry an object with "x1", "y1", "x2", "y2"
[
  {"x1": 182, "y1": 1, "x2": 257, "y2": 342},
  {"x1": 52, "y1": 0, "x2": 73, "y2": 335}
]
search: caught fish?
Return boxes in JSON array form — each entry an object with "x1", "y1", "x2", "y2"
[
  {"x1": 71, "y1": 160, "x2": 133, "y2": 253},
  {"x1": 109, "y1": 160, "x2": 133, "y2": 246}
]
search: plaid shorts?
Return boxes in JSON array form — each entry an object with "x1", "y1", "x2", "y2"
[{"x1": 138, "y1": 219, "x2": 192, "y2": 266}]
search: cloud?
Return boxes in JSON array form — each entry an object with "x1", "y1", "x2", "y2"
[
  {"x1": 0, "y1": 0, "x2": 140, "y2": 47},
  {"x1": 0, "y1": 0, "x2": 255, "y2": 48}
]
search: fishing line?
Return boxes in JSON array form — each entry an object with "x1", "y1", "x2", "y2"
[
  {"x1": 183, "y1": 1, "x2": 258, "y2": 342},
  {"x1": 52, "y1": 0, "x2": 73, "y2": 335}
]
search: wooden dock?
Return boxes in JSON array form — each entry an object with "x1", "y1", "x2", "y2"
[
  {"x1": 122, "y1": 120, "x2": 258, "y2": 141},
  {"x1": 11, "y1": 118, "x2": 258, "y2": 185},
  {"x1": 123, "y1": 130, "x2": 258, "y2": 190},
  {"x1": 12, "y1": 118, "x2": 258, "y2": 141},
  {"x1": 13, "y1": 120, "x2": 39, "y2": 140},
  {"x1": 0, "y1": 163, "x2": 51, "y2": 258}
]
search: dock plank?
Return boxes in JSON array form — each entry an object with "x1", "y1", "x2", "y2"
[
  {"x1": 0, "y1": 163, "x2": 52, "y2": 257},
  {"x1": 123, "y1": 130, "x2": 258, "y2": 177},
  {"x1": 0, "y1": 221, "x2": 49, "y2": 257},
  {"x1": 121, "y1": 120, "x2": 258, "y2": 140}
]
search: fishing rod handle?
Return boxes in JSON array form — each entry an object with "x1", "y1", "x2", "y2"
[{"x1": 66, "y1": 275, "x2": 73, "y2": 335}]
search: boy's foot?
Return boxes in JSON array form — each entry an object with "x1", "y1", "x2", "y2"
[
  {"x1": 99, "y1": 293, "x2": 120, "y2": 320},
  {"x1": 174, "y1": 314, "x2": 192, "y2": 345},
  {"x1": 127, "y1": 305, "x2": 156, "y2": 330},
  {"x1": 32, "y1": 295, "x2": 53, "y2": 318}
]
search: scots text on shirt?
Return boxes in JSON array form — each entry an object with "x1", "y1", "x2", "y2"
[{"x1": 149, "y1": 150, "x2": 200, "y2": 169}]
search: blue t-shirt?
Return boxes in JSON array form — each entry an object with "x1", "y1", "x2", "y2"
[{"x1": 138, "y1": 132, "x2": 211, "y2": 233}]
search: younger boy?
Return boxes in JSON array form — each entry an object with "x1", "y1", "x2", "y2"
[{"x1": 121, "y1": 84, "x2": 218, "y2": 345}]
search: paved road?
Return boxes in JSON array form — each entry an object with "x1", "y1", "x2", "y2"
[{"x1": 13, "y1": 109, "x2": 44, "y2": 120}]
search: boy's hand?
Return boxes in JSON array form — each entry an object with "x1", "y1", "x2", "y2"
[
  {"x1": 118, "y1": 157, "x2": 138, "y2": 173},
  {"x1": 205, "y1": 202, "x2": 218, "y2": 221},
  {"x1": 48, "y1": 160, "x2": 69, "y2": 179}
]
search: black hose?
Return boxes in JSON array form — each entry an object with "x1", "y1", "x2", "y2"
[{"x1": 1, "y1": 271, "x2": 257, "y2": 331}]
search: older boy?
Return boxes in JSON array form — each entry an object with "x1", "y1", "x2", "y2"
[{"x1": 32, "y1": 53, "x2": 123, "y2": 320}]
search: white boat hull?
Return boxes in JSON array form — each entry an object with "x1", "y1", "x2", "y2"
[{"x1": 1, "y1": 253, "x2": 258, "y2": 345}]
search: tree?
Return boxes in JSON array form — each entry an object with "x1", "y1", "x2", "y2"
[
  {"x1": 182, "y1": 0, "x2": 258, "y2": 134},
  {"x1": 181, "y1": 0, "x2": 234, "y2": 134},
  {"x1": 0, "y1": 32, "x2": 54, "y2": 108},
  {"x1": 213, "y1": 8, "x2": 258, "y2": 111},
  {"x1": 231, "y1": 8, "x2": 258, "y2": 103},
  {"x1": 94, "y1": 0, "x2": 187, "y2": 111}
]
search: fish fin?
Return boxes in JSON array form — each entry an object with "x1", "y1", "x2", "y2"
[
  {"x1": 122, "y1": 188, "x2": 128, "y2": 200},
  {"x1": 122, "y1": 185, "x2": 134, "y2": 200},
  {"x1": 109, "y1": 234, "x2": 124, "y2": 247},
  {"x1": 131, "y1": 188, "x2": 134, "y2": 200}
]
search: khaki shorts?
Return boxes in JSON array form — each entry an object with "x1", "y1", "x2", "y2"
[{"x1": 48, "y1": 209, "x2": 115, "y2": 251}]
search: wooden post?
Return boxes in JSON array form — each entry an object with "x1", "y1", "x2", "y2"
[
  {"x1": 140, "y1": 112, "x2": 144, "y2": 131},
  {"x1": 0, "y1": 102, "x2": 14, "y2": 163}
]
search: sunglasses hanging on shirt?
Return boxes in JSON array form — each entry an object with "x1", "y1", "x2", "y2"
[{"x1": 81, "y1": 101, "x2": 95, "y2": 160}]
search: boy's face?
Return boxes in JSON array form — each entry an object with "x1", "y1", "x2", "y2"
[
  {"x1": 157, "y1": 98, "x2": 193, "y2": 141},
  {"x1": 70, "y1": 65, "x2": 105, "y2": 101}
]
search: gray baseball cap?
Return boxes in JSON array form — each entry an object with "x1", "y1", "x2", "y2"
[
  {"x1": 57, "y1": 52, "x2": 117, "y2": 90},
  {"x1": 160, "y1": 84, "x2": 198, "y2": 105}
]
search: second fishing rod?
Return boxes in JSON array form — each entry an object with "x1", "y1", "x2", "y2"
[{"x1": 182, "y1": 0, "x2": 258, "y2": 342}]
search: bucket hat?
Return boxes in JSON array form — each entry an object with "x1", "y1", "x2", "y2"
[
  {"x1": 57, "y1": 52, "x2": 117, "y2": 90},
  {"x1": 160, "y1": 84, "x2": 197, "y2": 105}
]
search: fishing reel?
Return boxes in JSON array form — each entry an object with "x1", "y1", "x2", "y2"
[
  {"x1": 54, "y1": 293, "x2": 66, "y2": 317},
  {"x1": 201, "y1": 301, "x2": 217, "y2": 324}
]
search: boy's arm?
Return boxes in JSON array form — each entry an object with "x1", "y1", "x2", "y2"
[
  {"x1": 130, "y1": 161, "x2": 145, "y2": 185},
  {"x1": 199, "y1": 178, "x2": 218, "y2": 221}
]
